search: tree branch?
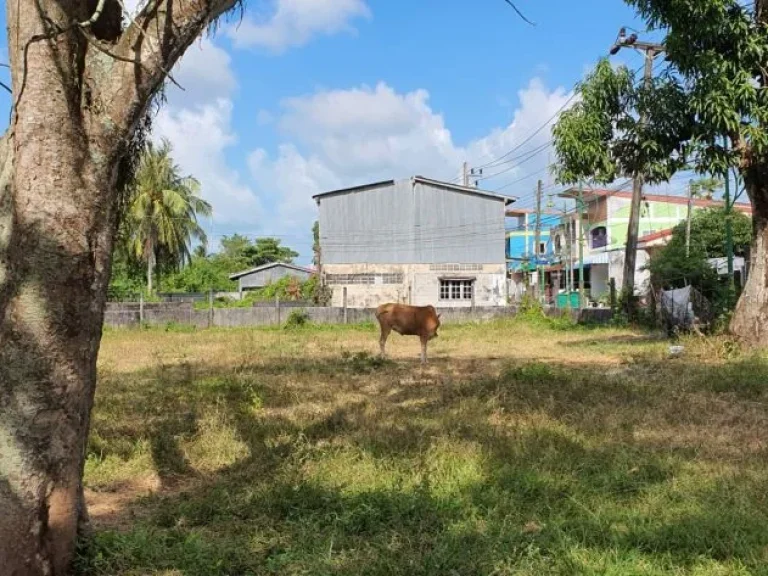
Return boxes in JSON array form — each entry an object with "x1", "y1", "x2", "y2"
[
  {"x1": 100, "y1": 0, "x2": 237, "y2": 131},
  {"x1": 78, "y1": 27, "x2": 184, "y2": 91},
  {"x1": 79, "y1": 0, "x2": 108, "y2": 28}
]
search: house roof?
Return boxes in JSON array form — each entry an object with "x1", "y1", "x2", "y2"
[
  {"x1": 312, "y1": 176, "x2": 518, "y2": 205},
  {"x1": 558, "y1": 187, "x2": 753, "y2": 213},
  {"x1": 505, "y1": 208, "x2": 560, "y2": 216},
  {"x1": 638, "y1": 228, "x2": 675, "y2": 244},
  {"x1": 229, "y1": 262, "x2": 315, "y2": 281}
]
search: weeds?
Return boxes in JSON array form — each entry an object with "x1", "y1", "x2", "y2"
[
  {"x1": 78, "y1": 320, "x2": 768, "y2": 575},
  {"x1": 284, "y1": 309, "x2": 310, "y2": 330}
]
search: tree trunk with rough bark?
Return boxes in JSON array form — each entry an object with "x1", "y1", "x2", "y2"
[
  {"x1": 730, "y1": 173, "x2": 768, "y2": 344},
  {"x1": 0, "y1": 1, "x2": 236, "y2": 574}
]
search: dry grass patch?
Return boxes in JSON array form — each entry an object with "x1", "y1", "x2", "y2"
[{"x1": 77, "y1": 317, "x2": 768, "y2": 575}]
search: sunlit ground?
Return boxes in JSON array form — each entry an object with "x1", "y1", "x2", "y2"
[{"x1": 77, "y1": 316, "x2": 768, "y2": 575}]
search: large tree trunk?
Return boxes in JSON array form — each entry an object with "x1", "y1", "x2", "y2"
[
  {"x1": 730, "y1": 176, "x2": 768, "y2": 344},
  {"x1": 0, "y1": 6, "x2": 120, "y2": 570},
  {"x1": 0, "y1": 134, "x2": 117, "y2": 576},
  {"x1": 1, "y1": 1, "x2": 237, "y2": 574}
]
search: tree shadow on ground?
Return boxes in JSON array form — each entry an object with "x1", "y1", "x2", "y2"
[{"x1": 77, "y1": 351, "x2": 768, "y2": 575}]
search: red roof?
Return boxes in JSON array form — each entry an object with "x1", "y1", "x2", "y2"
[{"x1": 638, "y1": 228, "x2": 674, "y2": 244}]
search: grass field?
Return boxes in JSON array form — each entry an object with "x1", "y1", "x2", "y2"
[{"x1": 77, "y1": 314, "x2": 768, "y2": 575}]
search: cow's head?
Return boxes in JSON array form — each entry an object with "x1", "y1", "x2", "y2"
[{"x1": 428, "y1": 313, "x2": 441, "y2": 340}]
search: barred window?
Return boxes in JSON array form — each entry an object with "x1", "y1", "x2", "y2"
[
  {"x1": 439, "y1": 279, "x2": 473, "y2": 301},
  {"x1": 326, "y1": 273, "x2": 403, "y2": 285},
  {"x1": 430, "y1": 263, "x2": 483, "y2": 272}
]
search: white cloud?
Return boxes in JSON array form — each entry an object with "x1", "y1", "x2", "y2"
[
  {"x1": 155, "y1": 99, "x2": 263, "y2": 227},
  {"x1": 168, "y1": 38, "x2": 237, "y2": 109},
  {"x1": 150, "y1": 40, "x2": 263, "y2": 239},
  {"x1": 228, "y1": 0, "x2": 371, "y2": 52},
  {"x1": 277, "y1": 82, "x2": 461, "y2": 182},
  {"x1": 235, "y1": 79, "x2": 573, "y2": 262},
  {"x1": 151, "y1": 33, "x2": 572, "y2": 264},
  {"x1": 249, "y1": 145, "x2": 341, "y2": 233}
]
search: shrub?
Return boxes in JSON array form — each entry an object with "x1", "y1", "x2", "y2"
[{"x1": 284, "y1": 309, "x2": 310, "y2": 330}]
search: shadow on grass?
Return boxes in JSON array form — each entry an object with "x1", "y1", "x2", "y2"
[{"x1": 77, "y1": 351, "x2": 768, "y2": 575}]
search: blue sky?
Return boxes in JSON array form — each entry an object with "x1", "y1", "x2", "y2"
[{"x1": 1, "y1": 0, "x2": 674, "y2": 265}]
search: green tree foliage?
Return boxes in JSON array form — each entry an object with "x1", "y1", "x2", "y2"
[
  {"x1": 559, "y1": 0, "x2": 768, "y2": 342},
  {"x1": 220, "y1": 234, "x2": 252, "y2": 262},
  {"x1": 217, "y1": 234, "x2": 298, "y2": 269},
  {"x1": 312, "y1": 220, "x2": 320, "y2": 267},
  {"x1": 552, "y1": 59, "x2": 691, "y2": 186},
  {"x1": 162, "y1": 255, "x2": 238, "y2": 293},
  {"x1": 649, "y1": 208, "x2": 753, "y2": 312},
  {"x1": 159, "y1": 235, "x2": 303, "y2": 295},
  {"x1": 649, "y1": 241, "x2": 724, "y2": 309},
  {"x1": 117, "y1": 139, "x2": 212, "y2": 293},
  {"x1": 671, "y1": 207, "x2": 753, "y2": 258},
  {"x1": 243, "y1": 238, "x2": 298, "y2": 267}
]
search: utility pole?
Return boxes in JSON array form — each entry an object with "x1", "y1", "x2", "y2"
[
  {"x1": 462, "y1": 161, "x2": 469, "y2": 187},
  {"x1": 724, "y1": 139, "x2": 735, "y2": 293},
  {"x1": 534, "y1": 180, "x2": 543, "y2": 302},
  {"x1": 686, "y1": 180, "x2": 694, "y2": 258},
  {"x1": 610, "y1": 28, "x2": 665, "y2": 312},
  {"x1": 469, "y1": 166, "x2": 483, "y2": 188},
  {"x1": 563, "y1": 203, "x2": 572, "y2": 310},
  {"x1": 578, "y1": 182, "x2": 585, "y2": 309},
  {"x1": 725, "y1": 172, "x2": 735, "y2": 287}
]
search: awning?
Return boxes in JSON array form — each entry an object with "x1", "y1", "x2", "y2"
[
  {"x1": 438, "y1": 275, "x2": 477, "y2": 281},
  {"x1": 573, "y1": 252, "x2": 610, "y2": 267}
]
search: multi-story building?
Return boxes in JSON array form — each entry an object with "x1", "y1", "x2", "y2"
[
  {"x1": 505, "y1": 208, "x2": 560, "y2": 300},
  {"x1": 546, "y1": 187, "x2": 752, "y2": 302},
  {"x1": 314, "y1": 176, "x2": 516, "y2": 308}
]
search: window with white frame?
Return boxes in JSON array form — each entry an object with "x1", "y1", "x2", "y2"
[{"x1": 439, "y1": 279, "x2": 474, "y2": 301}]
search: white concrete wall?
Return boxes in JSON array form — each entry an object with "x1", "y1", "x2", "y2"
[
  {"x1": 323, "y1": 263, "x2": 507, "y2": 308},
  {"x1": 590, "y1": 264, "x2": 610, "y2": 299},
  {"x1": 608, "y1": 249, "x2": 651, "y2": 296}
]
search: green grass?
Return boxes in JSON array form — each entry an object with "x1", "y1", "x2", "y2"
[{"x1": 77, "y1": 318, "x2": 768, "y2": 575}]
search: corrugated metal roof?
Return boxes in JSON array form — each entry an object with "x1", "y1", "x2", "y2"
[
  {"x1": 229, "y1": 262, "x2": 315, "y2": 280},
  {"x1": 312, "y1": 176, "x2": 517, "y2": 205}
]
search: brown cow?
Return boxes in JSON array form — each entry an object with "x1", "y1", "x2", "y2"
[{"x1": 375, "y1": 303, "x2": 441, "y2": 364}]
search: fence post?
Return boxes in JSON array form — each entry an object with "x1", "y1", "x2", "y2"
[
  {"x1": 343, "y1": 287, "x2": 348, "y2": 324},
  {"x1": 276, "y1": 295, "x2": 281, "y2": 326},
  {"x1": 208, "y1": 289, "x2": 214, "y2": 328},
  {"x1": 139, "y1": 292, "x2": 144, "y2": 326},
  {"x1": 609, "y1": 278, "x2": 617, "y2": 312}
]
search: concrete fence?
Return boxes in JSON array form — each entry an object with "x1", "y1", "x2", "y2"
[{"x1": 104, "y1": 300, "x2": 613, "y2": 329}]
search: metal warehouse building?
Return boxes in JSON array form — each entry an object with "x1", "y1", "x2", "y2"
[{"x1": 313, "y1": 176, "x2": 516, "y2": 309}]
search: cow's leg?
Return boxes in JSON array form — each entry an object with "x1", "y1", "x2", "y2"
[
  {"x1": 420, "y1": 336, "x2": 428, "y2": 365},
  {"x1": 379, "y1": 324, "x2": 392, "y2": 357}
]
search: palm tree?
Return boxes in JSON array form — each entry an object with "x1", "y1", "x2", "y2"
[{"x1": 124, "y1": 139, "x2": 212, "y2": 293}]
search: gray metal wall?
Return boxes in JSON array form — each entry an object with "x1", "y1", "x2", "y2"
[
  {"x1": 239, "y1": 266, "x2": 311, "y2": 290},
  {"x1": 319, "y1": 180, "x2": 506, "y2": 264}
]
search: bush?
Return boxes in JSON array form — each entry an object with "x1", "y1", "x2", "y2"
[{"x1": 284, "y1": 309, "x2": 310, "y2": 329}]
